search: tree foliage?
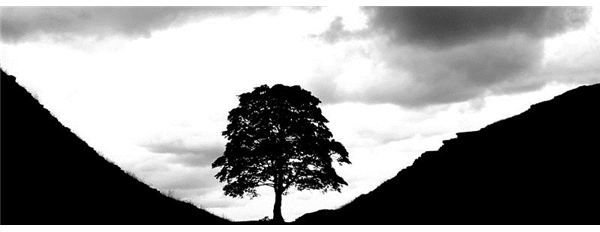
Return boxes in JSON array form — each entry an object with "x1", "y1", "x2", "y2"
[{"x1": 212, "y1": 84, "x2": 350, "y2": 221}]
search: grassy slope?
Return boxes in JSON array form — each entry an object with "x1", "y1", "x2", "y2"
[
  {"x1": 295, "y1": 83, "x2": 600, "y2": 224},
  {"x1": 1, "y1": 69, "x2": 229, "y2": 224}
]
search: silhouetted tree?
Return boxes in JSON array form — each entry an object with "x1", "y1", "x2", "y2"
[{"x1": 212, "y1": 84, "x2": 351, "y2": 223}]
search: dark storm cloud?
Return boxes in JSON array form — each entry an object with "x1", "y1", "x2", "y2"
[
  {"x1": 372, "y1": 35, "x2": 545, "y2": 106},
  {"x1": 143, "y1": 139, "x2": 223, "y2": 167},
  {"x1": 314, "y1": 7, "x2": 591, "y2": 107},
  {"x1": 366, "y1": 7, "x2": 590, "y2": 48},
  {"x1": 0, "y1": 6, "x2": 268, "y2": 43}
]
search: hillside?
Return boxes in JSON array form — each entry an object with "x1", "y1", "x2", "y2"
[
  {"x1": 1, "y1": 69, "x2": 228, "y2": 224},
  {"x1": 295, "y1": 83, "x2": 600, "y2": 224}
]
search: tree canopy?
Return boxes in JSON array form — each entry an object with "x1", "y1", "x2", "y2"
[{"x1": 212, "y1": 84, "x2": 350, "y2": 222}]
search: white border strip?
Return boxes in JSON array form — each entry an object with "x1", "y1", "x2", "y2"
[{"x1": 1, "y1": 225, "x2": 600, "y2": 232}]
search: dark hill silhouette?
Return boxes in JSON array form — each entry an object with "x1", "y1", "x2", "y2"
[
  {"x1": 295, "y1": 83, "x2": 600, "y2": 224},
  {"x1": 1, "y1": 69, "x2": 228, "y2": 224}
]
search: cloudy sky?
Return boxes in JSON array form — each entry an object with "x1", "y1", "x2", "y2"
[{"x1": 1, "y1": 5, "x2": 599, "y2": 221}]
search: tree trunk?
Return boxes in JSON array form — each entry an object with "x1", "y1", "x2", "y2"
[{"x1": 273, "y1": 189, "x2": 284, "y2": 223}]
